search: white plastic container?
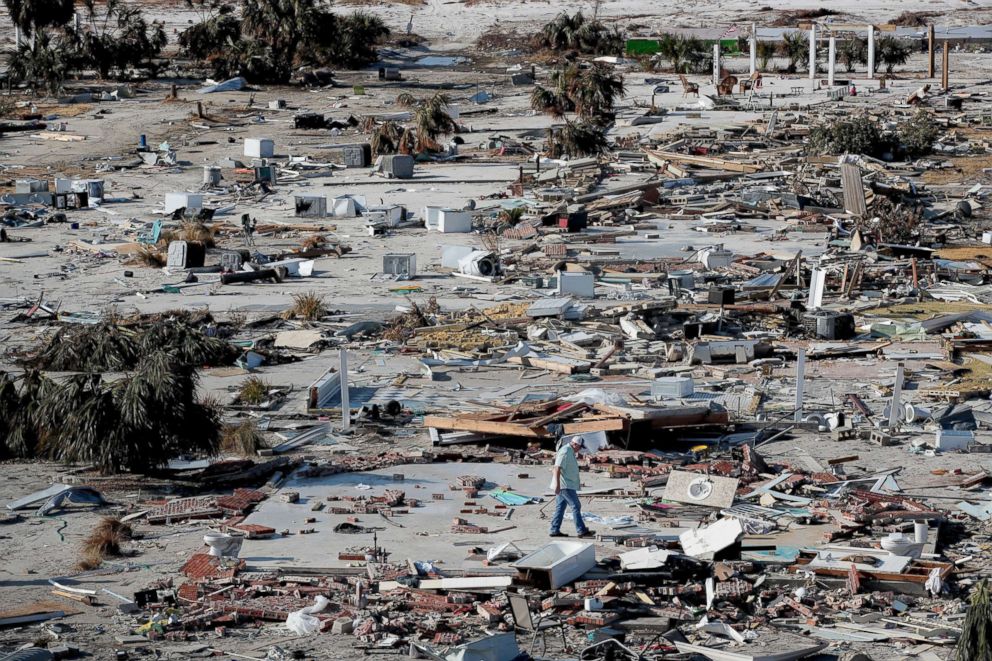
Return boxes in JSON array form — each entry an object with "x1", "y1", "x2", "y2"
[
  {"x1": 244, "y1": 138, "x2": 275, "y2": 158},
  {"x1": 437, "y1": 209, "x2": 472, "y2": 233},
  {"x1": 512, "y1": 541, "x2": 595, "y2": 589}
]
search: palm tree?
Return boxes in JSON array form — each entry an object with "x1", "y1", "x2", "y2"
[
  {"x1": 76, "y1": 0, "x2": 168, "y2": 79},
  {"x1": 7, "y1": 31, "x2": 76, "y2": 94},
  {"x1": 569, "y1": 64, "x2": 626, "y2": 123},
  {"x1": 369, "y1": 120, "x2": 414, "y2": 155},
  {"x1": 337, "y1": 11, "x2": 390, "y2": 67},
  {"x1": 756, "y1": 41, "x2": 776, "y2": 70},
  {"x1": 574, "y1": 20, "x2": 624, "y2": 56},
  {"x1": 3, "y1": 0, "x2": 75, "y2": 38},
  {"x1": 413, "y1": 92, "x2": 458, "y2": 151},
  {"x1": 531, "y1": 64, "x2": 625, "y2": 124},
  {"x1": 178, "y1": 0, "x2": 241, "y2": 62},
  {"x1": 546, "y1": 121, "x2": 609, "y2": 158},
  {"x1": 539, "y1": 11, "x2": 585, "y2": 51},
  {"x1": 537, "y1": 11, "x2": 623, "y2": 56},
  {"x1": 877, "y1": 35, "x2": 911, "y2": 73},
  {"x1": 840, "y1": 37, "x2": 868, "y2": 72},
  {"x1": 35, "y1": 351, "x2": 220, "y2": 474},
  {"x1": 0, "y1": 370, "x2": 51, "y2": 459},
  {"x1": 779, "y1": 31, "x2": 809, "y2": 73},
  {"x1": 530, "y1": 66, "x2": 577, "y2": 119},
  {"x1": 657, "y1": 33, "x2": 705, "y2": 73}
]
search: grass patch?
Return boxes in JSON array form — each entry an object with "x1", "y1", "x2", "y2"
[
  {"x1": 238, "y1": 376, "x2": 270, "y2": 405},
  {"x1": 891, "y1": 10, "x2": 939, "y2": 26},
  {"x1": 770, "y1": 8, "x2": 838, "y2": 26},
  {"x1": 78, "y1": 517, "x2": 132, "y2": 570},
  {"x1": 134, "y1": 247, "x2": 166, "y2": 268},
  {"x1": 179, "y1": 221, "x2": 216, "y2": 248},
  {"x1": 285, "y1": 291, "x2": 326, "y2": 322},
  {"x1": 221, "y1": 419, "x2": 267, "y2": 456},
  {"x1": 301, "y1": 235, "x2": 327, "y2": 251},
  {"x1": 921, "y1": 154, "x2": 992, "y2": 185}
]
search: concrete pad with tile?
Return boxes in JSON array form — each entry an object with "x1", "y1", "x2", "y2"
[{"x1": 239, "y1": 462, "x2": 637, "y2": 570}]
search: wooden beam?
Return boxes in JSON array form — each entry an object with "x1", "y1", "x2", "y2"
[
  {"x1": 52, "y1": 590, "x2": 95, "y2": 605},
  {"x1": 506, "y1": 355, "x2": 589, "y2": 374},
  {"x1": 527, "y1": 402, "x2": 588, "y2": 428},
  {"x1": 644, "y1": 149, "x2": 762, "y2": 174},
  {"x1": 423, "y1": 415, "x2": 548, "y2": 437},
  {"x1": 563, "y1": 418, "x2": 627, "y2": 433}
]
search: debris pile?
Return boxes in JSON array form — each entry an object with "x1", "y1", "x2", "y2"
[{"x1": 4, "y1": 12, "x2": 992, "y2": 661}]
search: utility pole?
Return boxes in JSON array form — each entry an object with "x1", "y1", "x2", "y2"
[
  {"x1": 827, "y1": 35, "x2": 836, "y2": 88},
  {"x1": 942, "y1": 40, "x2": 950, "y2": 90}
]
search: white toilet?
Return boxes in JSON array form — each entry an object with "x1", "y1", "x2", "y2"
[
  {"x1": 880, "y1": 522, "x2": 928, "y2": 559},
  {"x1": 203, "y1": 532, "x2": 244, "y2": 558}
]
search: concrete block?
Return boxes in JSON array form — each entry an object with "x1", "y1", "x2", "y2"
[
  {"x1": 331, "y1": 617, "x2": 353, "y2": 634},
  {"x1": 244, "y1": 138, "x2": 274, "y2": 158},
  {"x1": 651, "y1": 376, "x2": 694, "y2": 398},
  {"x1": 557, "y1": 271, "x2": 595, "y2": 298},
  {"x1": 870, "y1": 430, "x2": 896, "y2": 446}
]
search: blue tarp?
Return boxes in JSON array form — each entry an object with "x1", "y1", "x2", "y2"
[{"x1": 489, "y1": 489, "x2": 538, "y2": 506}]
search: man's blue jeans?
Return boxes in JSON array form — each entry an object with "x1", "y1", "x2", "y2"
[{"x1": 549, "y1": 488, "x2": 588, "y2": 535}]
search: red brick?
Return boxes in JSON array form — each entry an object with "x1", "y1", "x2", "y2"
[{"x1": 181, "y1": 553, "x2": 244, "y2": 581}]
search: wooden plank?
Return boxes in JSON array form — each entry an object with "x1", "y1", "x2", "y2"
[
  {"x1": 644, "y1": 149, "x2": 762, "y2": 174},
  {"x1": 423, "y1": 415, "x2": 547, "y2": 437},
  {"x1": 562, "y1": 418, "x2": 627, "y2": 433},
  {"x1": 527, "y1": 402, "x2": 588, "y2": 428},
  {"x1": 506, "y1": 355, "x2": 590, "y2": 374},
  {"x1": 52, "y1": 590, "x2": 96, "y2": 605},
  {"x1": 841, "y1": 163, "x2": 868, "y2": 217}
]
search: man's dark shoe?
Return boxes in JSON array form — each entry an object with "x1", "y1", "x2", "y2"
[
  {"x1": 577, "y1": 530, "x2": 595, "y2": 539},
  {"x1": 549, "y1": 531, "x2": 569, "y2": 538}
]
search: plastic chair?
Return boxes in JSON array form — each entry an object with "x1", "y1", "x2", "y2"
[{"x1": 138, "y1": 220, "x2": 162, "y2": 244}]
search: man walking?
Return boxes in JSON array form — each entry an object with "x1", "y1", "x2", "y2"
[{"x1": 549, "y1": 436, "x2": 594, "y2": 539}]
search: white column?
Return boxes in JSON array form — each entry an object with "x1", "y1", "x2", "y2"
[
  {"x1": 339, "y1": 351, "x2": 351, "y2": 430},
  {"x1": 809, "y1": 26, "x2": 816, "y2": 80},
  {"x1": 713, "y1": 43, "x2": 721, "y2": 87},
  {"x1": 808, "y1": 268, "x2": 825, "y2": 309},
  {"x1": 828, "y1": 35, "x2": 836, "y2": 87},
  {"x1": 749, "y1": 24, "x2": 757, "y2": 75},
  {"x1": 867, "y1": 26, "x2": 876, "y2": 79},
  {"x1": 888, "y1": 363, "x2": 905, "y2": 428},
  {"x1": 794, "y1": 349, "x2": 806, "y2": 422}
]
